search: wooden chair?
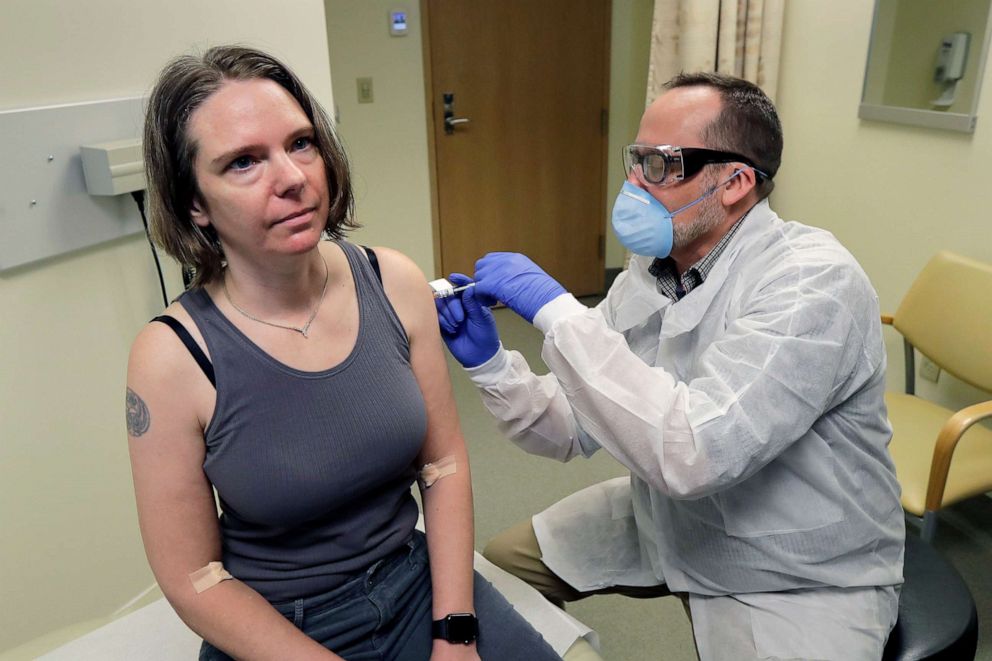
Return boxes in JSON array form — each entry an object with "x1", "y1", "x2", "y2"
[{"x1": 882, "y1": 251, "x2": 992, "y2": 542}]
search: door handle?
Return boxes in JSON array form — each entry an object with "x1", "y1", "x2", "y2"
[
  {"x1": 444, "y1": 116, "x2": 470, "y2": 133},
  {"x1": 442, "y1": 92, "x2": 470, "y2": 134}
]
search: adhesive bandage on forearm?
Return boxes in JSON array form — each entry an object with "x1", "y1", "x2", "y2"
[
  {"x1": 418, "y1": 455, "x2": 457, "y2": 488},
  {"x1": 189, "y1": 562, "x2": 233, "y2": 593}
]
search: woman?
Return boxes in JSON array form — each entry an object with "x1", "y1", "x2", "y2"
[{"x1": 126, "y1": 45, "x2": 560, "y2": 661}]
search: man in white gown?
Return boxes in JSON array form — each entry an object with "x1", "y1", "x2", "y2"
[{"x1": 436, "y1": 72, "x2": 904, "y2": 660}]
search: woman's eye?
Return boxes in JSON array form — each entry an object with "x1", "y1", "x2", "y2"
[
  {"x1": 229, "y1": 156, "x2": 255, "y2": 171},
  {"x1": 292, "y1": 136, "x2": 314, "y2": 151}
]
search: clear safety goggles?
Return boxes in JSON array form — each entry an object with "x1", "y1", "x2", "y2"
[{"x1": 622, "y1": 144, "x2": 767, "y2": 187}]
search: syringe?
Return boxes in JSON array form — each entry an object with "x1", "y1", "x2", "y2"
[{"x1": 428, "y1": 278, "x2": 477, "y2": 299}]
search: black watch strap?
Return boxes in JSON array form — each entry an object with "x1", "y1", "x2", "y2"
[{"x1": 432, "y1": 613, "x2": 479, "y2": 644}]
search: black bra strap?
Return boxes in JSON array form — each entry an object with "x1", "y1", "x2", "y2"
[
  {"x1": 152, "y1": 315, "x2": 216, "y2": 388},
  {"x1": 362, "y1": 245, "x2": 382, "y2": 284}
]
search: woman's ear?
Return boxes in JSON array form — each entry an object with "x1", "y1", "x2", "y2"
[
  {"x1": 721, "y1": 167, "x2": 756, "y2": 206},
  {"x1": 190, "y1": 200, "x2": 210, "y2": 228}
]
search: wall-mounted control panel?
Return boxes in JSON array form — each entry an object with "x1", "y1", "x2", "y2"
[
  {"x1": 0, "y1": 96, "x2": 145, "y2": 271},
  {"x1": 389, "y1": 9, "x2": 408, "y2": 36}
]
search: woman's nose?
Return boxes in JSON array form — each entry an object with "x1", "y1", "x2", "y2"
[{"x1": 273, "y1": 153, "x2": 306, "y2": 196}]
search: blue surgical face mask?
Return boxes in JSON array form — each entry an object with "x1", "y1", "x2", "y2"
[{"x1": 610, "y1": 171, "x2": 743, "y2": 258}]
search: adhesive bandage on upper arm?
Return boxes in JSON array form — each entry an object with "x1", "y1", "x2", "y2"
[
  {"x1": 428, "y1": 278, "x2": 476, "y2": 299},
  {"x1": 189, "y1": 561, "x2": 233, "y2": 593},
  {"x1": 418, "y1": 455, "x2": 457, "y2": 488}
]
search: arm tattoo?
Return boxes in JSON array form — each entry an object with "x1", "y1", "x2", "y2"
[{"x1": 126, "y1": 387, "x2": 151, "y2": 437}]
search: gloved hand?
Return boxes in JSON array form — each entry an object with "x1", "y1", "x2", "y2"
[
  {"x1": 435, "y1": 273, "x2": 500, "y2": 368},
  {"x1": 474, "y1": 252, "x2": 566, "y2": 323}
]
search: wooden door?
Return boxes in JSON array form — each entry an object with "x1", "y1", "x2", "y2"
[{"x1": 424, "y1": 0, "x2": 611, "y2": 296}]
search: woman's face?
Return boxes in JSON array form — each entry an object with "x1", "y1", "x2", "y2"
[{"x1": 187, "y1": 78, "x2": 330, "y2": 263}]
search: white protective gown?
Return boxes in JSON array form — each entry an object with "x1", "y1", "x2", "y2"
[{"x1": 467, "y1": 200, "x2": 904, "y2": 659}]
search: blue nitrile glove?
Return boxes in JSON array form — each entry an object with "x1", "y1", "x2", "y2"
[
  {"x1": 474, "y1": 252, "x2": 567, "y2": 323},
  {"x1": 435, "y1": 273, "x2": 501, "y2": 368}
]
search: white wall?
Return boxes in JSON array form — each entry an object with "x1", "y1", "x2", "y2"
[
  {"x1": 773, "y1": 1, "x2": 992, "y2": 409},
  {"x1": 0, "y1": 0, "x2": 333, "y2": 652}
]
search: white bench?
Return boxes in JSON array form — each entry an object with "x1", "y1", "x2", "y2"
[{"x1": 15, "y1": 552, "x2": 598, "y2": 660}]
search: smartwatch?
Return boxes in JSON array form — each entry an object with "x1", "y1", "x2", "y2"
[{"x1": 432, "y1": 612, "x2": 479, "y2": 644}]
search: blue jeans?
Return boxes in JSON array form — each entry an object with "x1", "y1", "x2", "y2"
[{"x1": 199, "y1": 531, "x2": 561, "y2": 660}]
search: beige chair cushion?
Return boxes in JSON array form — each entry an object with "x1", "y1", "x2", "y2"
[{"x1": 887, "y1": 392, "x2": 992, "y2": 515}]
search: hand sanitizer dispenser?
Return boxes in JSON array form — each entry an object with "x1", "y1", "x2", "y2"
[
  {"x1": 933, "y1": 32, "x2": 970, "y2": 108},
  {"x1": 935, "y1": 32, "x2": 970, "y2": 83}
]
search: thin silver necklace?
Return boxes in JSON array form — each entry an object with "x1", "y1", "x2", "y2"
[{"x1": 223, "y1": 254, "x2": 329, "y2": 339}]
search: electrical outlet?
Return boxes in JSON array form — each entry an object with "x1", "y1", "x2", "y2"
[
  {"x1": 356, "y1": 77, "x2": 374, "y2": 104},
  {"x1": 920, "y1": 356, "x2": 941, "y2": 383}
]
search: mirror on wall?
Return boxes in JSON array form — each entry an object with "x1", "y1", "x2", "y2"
[{"x1": 860, "y1": 0, "x2": 992, "y2": 133}]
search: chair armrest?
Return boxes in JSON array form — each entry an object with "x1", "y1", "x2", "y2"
[
  {"x1": 926, "y1": 399, "x2": 992, "y2": 511},
  {"x1": 881, "y1": 314, "x2": 894, "y2": 325}
]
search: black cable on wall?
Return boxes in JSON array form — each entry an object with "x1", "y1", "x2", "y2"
[{"x1": 130, "y1": 190, "x2": 169, "y2": 309}]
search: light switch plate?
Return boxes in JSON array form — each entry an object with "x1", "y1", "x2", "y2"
[{"x1": 357, "y1": 77, "x2": 374, "y2": 104}]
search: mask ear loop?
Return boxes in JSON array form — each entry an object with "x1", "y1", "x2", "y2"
[
  {"x1": 726, "y1": 168, "x2": 747, "y2": 190},
  {"x1": 669, "y1": 168, "x2": 745, "y2": 217}
]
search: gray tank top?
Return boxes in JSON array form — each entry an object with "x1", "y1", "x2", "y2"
[{"x1": 178, "y1": 241, "x2": 426, "y2": 602}]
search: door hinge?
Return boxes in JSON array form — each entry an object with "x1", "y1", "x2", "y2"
[{"x1": 601, "y1": 108, "x2": 609, "y2": 135}]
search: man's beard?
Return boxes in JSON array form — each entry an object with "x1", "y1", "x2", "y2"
[{"x1": 672, "y1": 184, "x2": 724, "y2": 250}]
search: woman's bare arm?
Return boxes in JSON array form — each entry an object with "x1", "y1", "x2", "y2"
[{"x1": 127, "y1": 317, "x2": 340, "y2": 660}]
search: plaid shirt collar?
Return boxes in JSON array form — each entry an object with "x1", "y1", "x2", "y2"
[{"x1": 648, "y1": 213, "x2": 748, "y2": 301}]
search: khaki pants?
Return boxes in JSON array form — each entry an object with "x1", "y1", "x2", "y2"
[{"x1": 484, "y1": 519, "x2": 895, "y2": 661}]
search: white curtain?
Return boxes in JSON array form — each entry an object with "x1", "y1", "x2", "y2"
[{"x1": 645, "y1": 0, "x2": 785, "y2": 104}]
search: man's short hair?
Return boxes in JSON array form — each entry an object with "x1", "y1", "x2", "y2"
[
  {"x1": 664, "y1": 72, "x2": 783, "y2": 199},
  {"x1": 143, "y1": 45, "x2": 357, "y2": 287}
]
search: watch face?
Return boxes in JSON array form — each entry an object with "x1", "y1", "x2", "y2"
[{"x1": 446, "y1": 614, "x2": 479, "y2": 642}]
